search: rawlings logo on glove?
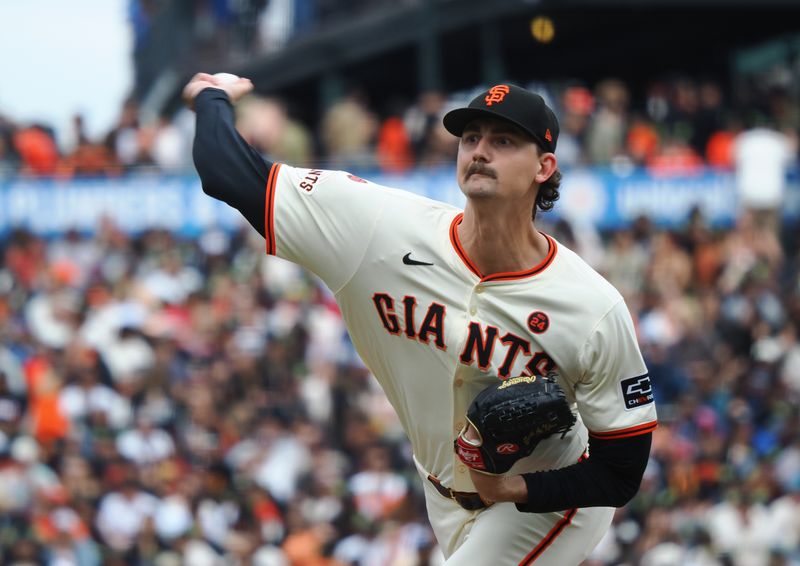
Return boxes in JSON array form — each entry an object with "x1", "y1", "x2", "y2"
[{"x1": 455, "y1": 373, "x2": 576, "y2": 474}]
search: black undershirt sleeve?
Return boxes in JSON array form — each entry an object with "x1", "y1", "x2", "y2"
[
  {"x1": 192, "y1": 88, "x2": 273, "y2": 237},
  {"x1": 515, "y1": 432, "x2": 652, "y2": 513}
]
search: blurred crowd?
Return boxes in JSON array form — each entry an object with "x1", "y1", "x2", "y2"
[
  {"x1": 1, "y1": 220, "x2": 433, "y2": 566},
  {"x1": 1, "y1": 199, "x2": 800, "y2": 564},
  {"x1": 0, "y1": 69, "x2": 798, "y2": 179}
]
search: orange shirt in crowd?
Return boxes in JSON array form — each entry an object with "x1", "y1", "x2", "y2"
[
  {"x1": 705, "y1": 130, "x2": 736, "y2": 169},
  {"x1": 14, "y1": 127, "x2": 60, "y2": 176},
  {"x1": 376, "y1": 117, "x2": 413, "y2": 173},
  {"x1": 282, "y1": 528, "x2": 346, "y2": 566},
  {"x1": 627, "y1": 121, "x2": 660, "y2": 164},
  {"x1": 24, "y1": 357, "x2": 70, "y2": 443},
  {"x1": 647, "y1": 144, "x2": 704, "y2": 177}
]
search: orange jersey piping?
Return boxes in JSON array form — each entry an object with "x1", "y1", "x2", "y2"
[
  {"x1": 518, "y1": 507, "x2": 578, "y2": 565},
  {"x1": 264, "y1": 163, "x2": 281, "y2": 255},
  {"x1": 448, "y1": 213, "x2": 558, "y2": 282},
  {"x1": 589, "y1": 420, "x2": 658, "y2": 440}
]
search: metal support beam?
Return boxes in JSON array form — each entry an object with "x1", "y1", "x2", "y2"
[
  {"x1": 418, "y1": 0, "x2": 443, "y2": 92},
  {"x1": 480, "y1": 20, "x2": 506, "y2": 85}
]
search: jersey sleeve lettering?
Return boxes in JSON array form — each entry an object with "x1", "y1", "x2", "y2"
[
  {"x1": 576, "y1": 300, "x2": 658, "y2": 437},
  {"x1": 270, "y1": 165, "x2": 389, "y2": 292}
]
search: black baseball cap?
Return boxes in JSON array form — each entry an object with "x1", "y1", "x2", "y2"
[{"x1": 443, "y1": 84, "x2": 559, "y2": 153}]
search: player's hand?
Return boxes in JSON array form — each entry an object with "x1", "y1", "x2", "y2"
[
  {"x1": 468, "y1": 468, "x2": 527, "y2": 504},
  {"x1": 455, "y1": 374, "x2": 576, "y2": 474},
  {"x1": 182, "y1": 72, "x2": 254, "y2": 110},
  {"x1": 459, "y1": 421, "x2": 527, "y2": 503}
]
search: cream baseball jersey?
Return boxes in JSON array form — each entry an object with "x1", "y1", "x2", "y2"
[{"x1": 265, "y1": 163, "x2": 657, "y2": 492}]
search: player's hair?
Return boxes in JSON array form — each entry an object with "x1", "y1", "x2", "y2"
[{"x1": 533, "y1": 148, "x2": 561, "y2": 220}]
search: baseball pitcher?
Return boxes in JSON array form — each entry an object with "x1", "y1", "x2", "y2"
[{"x1": 184, "y1": 74, "x2": 657, "y2": 565}]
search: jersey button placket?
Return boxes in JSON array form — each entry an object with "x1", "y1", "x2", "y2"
[{"x1": 469, "y1": 284, "x2": 483, "y2": 316}]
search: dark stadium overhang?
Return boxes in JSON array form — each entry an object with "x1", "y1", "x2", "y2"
[{"x1": 151, "y1": 0, "x2": 800, "y2": 122}]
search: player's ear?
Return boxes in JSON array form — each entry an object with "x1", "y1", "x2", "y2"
[{"x1": 534, "y1": 152, "x2": 557, "y2": 185}]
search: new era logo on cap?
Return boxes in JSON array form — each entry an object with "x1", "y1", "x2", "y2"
[{"x1": 442, "y1": 83, "x2": 560, "y2": 153}]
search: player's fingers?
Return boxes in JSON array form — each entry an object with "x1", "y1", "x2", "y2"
[
  {"x1": 467, "y1": 468, "x2": 499, "y2": 501},
  {"x1": 226, "y1": 78, "x2": 254, "y2": 101},
  {"x1": 463, "y1": 421, "x2": 481, "y2": 443},
  {"x1": 191, "y1": 72, "x2": 216, "y2": 82},
  {"x1": 182, "y1": 79, "x2": 216, "y2": 110}
]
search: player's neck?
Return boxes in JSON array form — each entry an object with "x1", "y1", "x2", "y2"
[{"x1": 458, "y1": 205, "x2": 549, "y2": 277}]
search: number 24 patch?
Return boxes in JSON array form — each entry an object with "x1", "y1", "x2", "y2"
[{"x1": 620, "y1": 374, "x2": 654, "y2": 410}]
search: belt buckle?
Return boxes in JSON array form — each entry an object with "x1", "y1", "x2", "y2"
[{"x1": 429, "y1": 474, "x2": 457, "y2": 501}]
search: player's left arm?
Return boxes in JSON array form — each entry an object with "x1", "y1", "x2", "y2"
[
  {"x1": 469, "y1": 299, "x2": 657, "y2": 511},
  {"x1": 468, "y1": 433, "x2": 651, "y2": 509}
]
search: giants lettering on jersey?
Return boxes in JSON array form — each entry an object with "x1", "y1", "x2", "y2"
[
  {"x1": 298, "y1": 169, "x2": 324, "y2": 192},
  {"x1": 372, "y1": 293, "x2": 555, "y2": 376},
  {"x1": 372, "y1": 293, "x2": 446, "y2": 350}
]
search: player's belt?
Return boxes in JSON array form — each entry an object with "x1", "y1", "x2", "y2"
[{"x1": 427, "y1": 474, "x2": 491, "y2": 511}]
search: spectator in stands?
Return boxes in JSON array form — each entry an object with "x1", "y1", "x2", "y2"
[
  {"x1": 376, "y1": 97, "x2": 414, "y2": 173},
  {"x1": 705, "y1": 115, "x2": 742, "y2": 170},
  {"x1": 415, "y1": 119, "x2": 459, "y2": 169},
  {"x1": 104, "y1": 97, "x2": 142, "y2": 171},
  {"x1": 625, "y1": 116, "x2": 660, "y2": 167},
  {"x1": 150, "y1": 116, "x2": 190, "y2": 172},
  {"x1": 13, "y1": 125, "x2": 60, "y2": 176},
  {"x1": 664, "y1": 77, "x2": 700, "y2": 148},
  {"x1": 646, "y1": 137, "x2": 703, "y2": 177},
  {"x1": 94, "y1": 477, "x2": 159, "y2": 554},
  {"x1": 404, "y1": 90, "x2": 447, "y2": 162},
  {"x1": 0, "y1": 114, "x2": 21, "y2": 172},
  {"x1": 347, "y1": 442, "x2": 408, "y2": 522},
  {"x1": 59, "y1": 114, "x2": 121, "y2": 178},
  {"x1": 600, "y1": 228, "x2": 648, "y2": 301},
  {"x1": 236, "y1": 96, "x2": 290, "y2": 157},
  {"x1": 586, "y1": 79, "x2": 630, "y2": 165},
  {"x1": 320, "y1": 90, "x2": 378, "y2": 169},
  {"x1": 59, "y1": 363, "x2": 132, "y2": 432},
  {"x1": 692, "y1": 80, "x2": 726, "y2": 158},
  {"x1": 556, "y1": 85, "x2": 594, "y2": 167},
  {"x1": 0, "y1": 371, "x2": 25, "y2": 443},
  {"x1": 734, "y1": 121, "x2": 795, "y2": 219},
  {"x1": 116, "y1": 410, "x2": 175, "y2": 466}
]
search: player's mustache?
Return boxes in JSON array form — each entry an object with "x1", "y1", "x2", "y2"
[{"x1": 466, "y1": 163, "x2": 497, "y2": 179}]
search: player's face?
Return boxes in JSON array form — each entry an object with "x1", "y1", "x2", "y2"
[{"x1": 456, "y1": 118, "x2": 542, "y2": 201}]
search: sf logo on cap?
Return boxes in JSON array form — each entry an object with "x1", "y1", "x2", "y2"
[{"x1": 485, "y1": 84, "x2": 510, "y2": 106}]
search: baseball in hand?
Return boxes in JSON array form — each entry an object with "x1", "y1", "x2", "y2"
[{"x1": 213, "y1": 72, "x2": 241, "y2": 84}]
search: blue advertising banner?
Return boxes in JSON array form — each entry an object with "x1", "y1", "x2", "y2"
[{"x1": 0, "y1": 167, "x2": 798, "y2": 237}]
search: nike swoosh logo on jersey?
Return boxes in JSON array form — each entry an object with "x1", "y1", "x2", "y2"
[{"x1": 403, "y1": 253, "x2": 434, "y2": 266}]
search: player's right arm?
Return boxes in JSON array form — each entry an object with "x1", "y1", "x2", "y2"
[
  {"x1": 185, "y1": 74, "x2": 270, "y2": 237},
  {"x1": 185, "y1": 73, "x2": 389, "y2": 292}
]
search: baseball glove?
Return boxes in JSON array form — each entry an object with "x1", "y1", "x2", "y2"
[{"x1": 455, "y1": 374, "x2": 576, "y2": 474}]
